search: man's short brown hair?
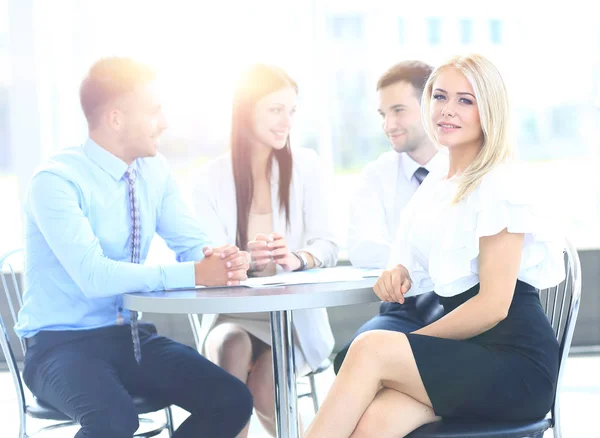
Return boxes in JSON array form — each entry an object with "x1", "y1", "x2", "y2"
[
  {"x1": 376, "y1": 60, "x2": 433, "y2": 99},
  {"x1": 80, "y1": 57, "x2": 156, "y2": 128}
]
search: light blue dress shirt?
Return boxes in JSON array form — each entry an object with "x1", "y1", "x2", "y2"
[{"x1": 15, "y1": 138, "x2": 213, "y2": 338}]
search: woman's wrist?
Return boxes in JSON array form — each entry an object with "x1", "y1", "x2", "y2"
[
  {"x1": 296, "y1": 251, "x2": 316, "y2": 270},
  {"x1": 290, "y1": 252, "x2": 305, "y2": 271}
]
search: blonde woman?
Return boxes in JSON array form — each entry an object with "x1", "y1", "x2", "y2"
[{"x1": 305, "y1": 54, "x2": 565, "y2": 438}]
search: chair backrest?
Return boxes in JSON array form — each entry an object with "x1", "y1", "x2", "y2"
[
  {"x1": 538, "y1": 240, "x2": 582, "y2": 434},
  {"x1": 0, "y1": 248, "x2": 28, "y2": 421}
]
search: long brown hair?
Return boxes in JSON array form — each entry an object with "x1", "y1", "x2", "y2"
[{"x1": 230, "y1": 64, "x2": 298, "y2": 249}]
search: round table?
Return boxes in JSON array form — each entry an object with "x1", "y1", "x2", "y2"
[{"x1": 123, "y1": 277, "x2": 379, "y2": 438}]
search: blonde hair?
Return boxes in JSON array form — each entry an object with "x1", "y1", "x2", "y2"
[{"x1": 421, "y1": 54, "x2": 516, "y2": 203}]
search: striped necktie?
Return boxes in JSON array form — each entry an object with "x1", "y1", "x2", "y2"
[{"x1": 125, "y1": 167, "x2": 142, "y2": 364}]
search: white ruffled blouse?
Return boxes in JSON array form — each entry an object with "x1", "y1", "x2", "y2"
[{"x1": 389, "y1": 161, "x2": 566, "y2": 297}]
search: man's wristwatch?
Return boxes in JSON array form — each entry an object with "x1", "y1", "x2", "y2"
[{"x1": 292, "y1": 251, "x2": 308, "y2": 271}]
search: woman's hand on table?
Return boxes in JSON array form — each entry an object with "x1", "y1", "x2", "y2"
[
  {"x1": 267, "y1": 232, "x2": 303, "y2": 272},
  {"x1": 247, "y1": 233, "x2": 274, "y2": 272}
]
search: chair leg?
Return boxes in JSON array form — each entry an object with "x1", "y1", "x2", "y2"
[
  {"x1": 20, "y1": 415, "x2": 28, "y2": 438},
  {"x1": 308, "y1": 373, "x2": 319, "y2": 414},
  {"x1": 165, "y1": 406, "x2": 175, "y2": 437},
  {"x1": 553, "y1": 404, "x2": 561, "y2": 438},
  {"x1": 20, "y1": 405, "x2": 27, "y2": 438},
  {"x1": 134, "y1": 417, "x2": 168, "y2": 438}
]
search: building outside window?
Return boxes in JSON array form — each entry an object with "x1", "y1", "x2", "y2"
[
  {"x1": 459, "y1": 18, "x2": 473, "y2": 45},
  {"x1": 427, "y1": 17, "x2": 441, "y2": 45}
]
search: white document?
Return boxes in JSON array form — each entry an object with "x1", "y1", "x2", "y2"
[
  {"x1": 352, "y1": 268, "x2": 384, "y2": 278},
  {"x1": 242, "y1": 266, "x2": 368, "y2": 288}
]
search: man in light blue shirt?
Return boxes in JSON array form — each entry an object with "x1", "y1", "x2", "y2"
[{"x1": 17, "y1": 57, "x2": 253, "y2": 438}]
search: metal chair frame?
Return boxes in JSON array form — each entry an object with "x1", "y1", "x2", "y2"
[
  {"x1": 407, "y1": 239, "x2": 582, "y2": 438},
  {"x1": 0, "y1": 248, "x2": 175, "y2": 438},
  {"x1": 540, "y1": 240, "x2": 582, "y2": 438}
]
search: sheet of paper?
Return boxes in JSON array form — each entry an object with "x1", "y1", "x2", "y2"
[
  {"x1": 242, "y1": 266, "x2": 367, "y2": 288},
  {"x1": 187, "y1": 266, "x2": 431, "y2": 300},
  {"x1": 351, "y1": 268, "x2": 384, "y2": 278}
]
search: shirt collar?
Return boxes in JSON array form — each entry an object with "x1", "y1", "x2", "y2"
[
  {"x1": 400, "y1": 150, "x2": 449, "y2": 180},
  {"x1": 400, "y1": 152, "x2": 422, "y2": 180},
  {"x1": 83, "y1": 137, "x2": 133, "y2": 181}
]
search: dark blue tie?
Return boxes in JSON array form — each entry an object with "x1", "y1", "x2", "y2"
[{"x1": 414, "y1": 167, "x2": 429, "y2": 185}]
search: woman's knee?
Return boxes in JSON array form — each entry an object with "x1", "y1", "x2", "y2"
[
  {"x1": 206, "y1": 324, "x2": 253, "y2": 363},
  {"x1": 348, "y1": 330, "x2": 408, "y2": 360}
]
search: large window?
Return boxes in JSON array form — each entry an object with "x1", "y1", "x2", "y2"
[
  {"x1": 4, "y1": 0, "x2": 600, "y2": 256},
  {"x1": 0, "y1": 0, "x2": 9, "y2": 172},
  {"x1": 0, "y1": 0, "x2": 17, "y2": 257},
  {"x1": 329, "y1": 15, "x2": 364, "y2": 40}
]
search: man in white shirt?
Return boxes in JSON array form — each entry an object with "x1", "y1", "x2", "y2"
[{"x1": 334, "y1": 60, "x2": 448, "y2": 373}]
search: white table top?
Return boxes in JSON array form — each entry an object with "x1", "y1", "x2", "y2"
[{"x1": 123, "y1": 278, "x2": 378, "y2": 314}]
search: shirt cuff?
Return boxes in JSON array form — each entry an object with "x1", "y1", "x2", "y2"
[
  {"x1": 162, "y1": 262, "x2": 196, "y2": 290},
  {"x1": 300, "y1": 248, "x2": 322, "y2": 268},
  {"x1": 403, "y1": 270, "x2": 434, "y2": 297},
  {"x1": 301, "y1": 239, "x2": 338, "y2": 268}
]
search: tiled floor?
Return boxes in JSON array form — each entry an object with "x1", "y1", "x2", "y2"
[{"x1": 1, "y1": 354, "x2": 599, "y2": 437}]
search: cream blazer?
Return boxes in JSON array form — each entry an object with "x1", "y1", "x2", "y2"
[{"x1": 191, "y1": 147, "x2": 339, "y2": 371}]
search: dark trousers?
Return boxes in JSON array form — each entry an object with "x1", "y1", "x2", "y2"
[
  {"x1": 333, "y1": 291, "x2": 444, "y2": 373},
  {"x1": 23, "y1": 323, "x2": 253, "y2": 438}
]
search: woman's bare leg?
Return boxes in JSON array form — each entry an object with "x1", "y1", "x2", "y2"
[
  {"x1": 246, "y1": 345, "x2": 306, "y2": 437},
  {"x1": 350, "y1": 388, "x2": 439, "y2": 438},
  {"x1": 205, "y1": 323, "x2": 254, "y2": 438},
  {"x1": 247, "y1": 347, "x2": 277, "y2": 436},
  {"x1": 305, "y1": 330, "x2": 438, "y2": 438}
]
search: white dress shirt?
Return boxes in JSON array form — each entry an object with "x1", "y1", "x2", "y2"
[
  {"x1": 389, "y1": 161, "x2": 566, "y2": 297},
  {"x1": 190, "y1": 147, "x2": 338, "y2": 371},
  {"x1": 348, "y1": 150, "x2": 449, "y2": 268}
]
